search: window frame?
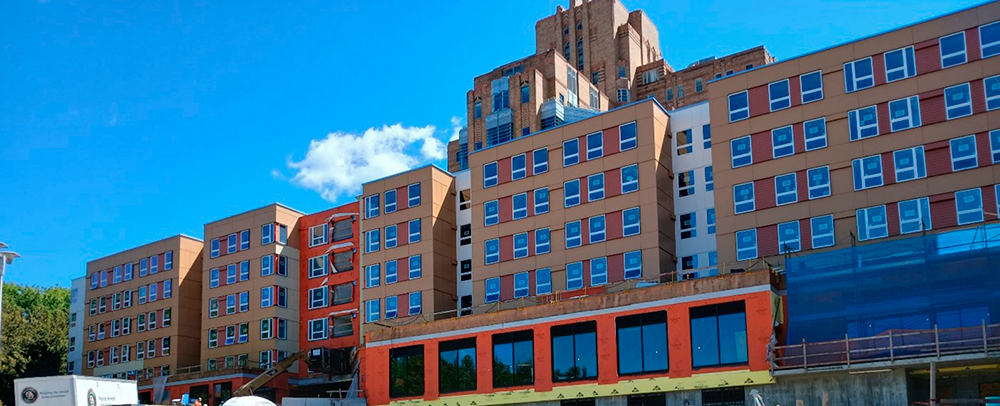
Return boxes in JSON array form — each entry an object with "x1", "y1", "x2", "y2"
[
  {"x1": 550, "y1": 321, "x2": 598, "y2": 382},
  {"x1": 856, "y1": 205, "x2": 889, "y2": 241},
  {"x1": 884, "y1": 46, "x2": 916, "y2": 83},
  {"x1": 483, "y1": 161, "x2": 499, "y2": 188},
  {"x1": 898, "y1": 197, "x2": 932, "y2": 234},
  {"x1": 981, "y1": 21, "x2": 1000, "y2": 58},
  {"x1": 730, "y1": 136, "x2": 752, "y2": 168},
  {"x1": 768, "y1": 79, "x2": 791, "y2": 111},
  {"x1": 771, "y1": 125, "x2": 794, "y2": 158},
  {"x1": 587, "y1": 173, "x2": 605, "y2": 201},
  {"x1": 622, "y1": 207, "x2": 641, "y2": 237},
  {"x1": 807, "y1": 166, "x2": 831, "y2": 199},
  {"x1": 844, "y1": 57, "x2": 874, "y2": 93},
  {"x1": 565, "y1": 220, "x2": 582, "y2": 248},
  {"x1": 484, "y1": 200, "x2": 499, "y2": 226},
  {"x1": 533, "y1": 148, "x2": 548, "y2": 175},
  {"x1": 385, "y1": 189, "x2": 397, "y2": 214},
  {"x1": 848, "y1": 105, "x2": 879, "y2": 141},
  {"x1": 511, "y1": 154, "x2": 527, "y2": 180},
  {"x1": 733, "y1": 182, "x2": 755, "y2": 214},
  {"x1": 535, "y1": 228, "x2": 550, "y2": 254},
  {"x1": 512, "y1": 193, "x2": 528, "y2": 220},
  {"x1": 799, "y1": 70, "x2": 824, "y2": 103},
  {"x1": 894, "y1": 146, "x2": 926, "y2": 182},
  {"x1": 534, "y1": 188, "x2": 549, "y2": 215},
  {"x1": 852, "y1": 155, "x2": 884, "y2": 191},
  {"x1": 621, "y1": 164, "x2": 639, "y2": 193},
  {"x1": 777, "y1": 221, "x2": 801, "y2": 254},
  {"x1": 955, "y1": 188, "x2": 984, "y2": 225},
  {"x1": 619, "y1": 122, "x2": 638, "y2": 151},
  {"x1": 950, "y1": 135, "x2": 978, "y2": 171},
  {"x1": 727, "y1": 91, "x2": 749, "y2": 122},
  {"x1": 940, "y1": 31, "x2": 968, "y2": 68},
  {"x1": 735, "y1": 229, "x2": 758, "y2": 261},
  {"x1": 563, "y1": 139, "x2": 580, "y2": 167},
  {"x1": 811, "y1": 215, "x2": 835, "y2": 248},
  {"x1": 586, "y1": 132, "x2": 603, "y2": 160},
  {"x1": 564, "y1": 179, "x2": 581, "y2": 208}
]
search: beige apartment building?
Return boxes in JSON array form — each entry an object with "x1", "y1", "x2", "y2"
[
  {"x1": 467, "y1": 99, "x2": 674, "y2": 310},
  {"x1": 710, "y1": 2, "x2": 1000, "y2": 269},
  {"x1": 359, "y1": 165, "x2": 457, "y2": 328},
  {"x1": 83, "y1": 235, "x2": 203, "y2": 380},
  {"x1": 201, "y1": 204, "x2": 303, "y2": 371}
]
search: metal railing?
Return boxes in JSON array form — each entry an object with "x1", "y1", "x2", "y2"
[{"x1": 772, "y1": 322, "x2": 1000, "y2": 371}]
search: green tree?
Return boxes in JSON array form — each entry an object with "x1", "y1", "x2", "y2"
[{"x1": 0, "y1": 283, "x2": 70, "y2": 406}]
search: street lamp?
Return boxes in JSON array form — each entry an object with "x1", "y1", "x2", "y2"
[{"x1": 0, "y1": 242, "x2": 21, "y2": 355}]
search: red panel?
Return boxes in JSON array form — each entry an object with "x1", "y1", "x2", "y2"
[
  {"x1": 984, "y1": 186, "x2": 999, "y2": 222},
  {"x1": 757, "y1": 224, "x2": 779, "y2": 258},
  {"x1": 920, "y1": 93, "x2": 947, "y2": 126},
  {"x1": 915, "y1": 42, "x2": 941, "y2": 75},
  {"x1": 398, "y1": 293, "x2": 409, "y2": 314},
  {"x1": 885, "y1": 201, "x2": 901, "y2": 237},
  {"x1": 876, "y1": 103, "x2": 891, "y2": 136},
  {"x1": 977, "y1": 132, "x2": 992, "y2": 167},
  {"x1": 398, "y1": 260, "x2": 409, "y2": 282},
  {"x1": 792, "y1": 122, "x2": 806, "y2": 154},
  {"x1": 799, "y1": 219, "x2": 812, "y2": 251},
  {"x1": 603, "y1": 126, "x2": 620, "y2": 155},
  {"x1": 880, "y1": 153, "x2": 896, "y2": 186},
  {"x1": 925, "y1": 145, "x2": 952, "y2": 177},
  {"x1": 397, "y1": 186, "x2": 408, "y2": 209},
  {"x1": 606, "y1": 209, "x2": 623, "y2": 240},
  {"x1": 930, "y1": 195, "x2": 958, "y2": 230},
  {"x1": 605, "y1": 168, "x2": 622, "y2": 199},
  {"x1": 872, "y1": 52, "x2": 887, "y2": 87},
  {"x1": 499, "y1": 235, "x2": 514, "y2": 262},
  {"x1": 397, "y1": 221, "x2": 409, "y2": 247},
  {"x1": 498, "y1": 158, "x2": 512, "y2": 184},
  {"x1": 500, "y1": 275, "x2": 514, "y2": 301},
  {"x1": 748, "y1": 85, "x2": 769, "y2": 118},
  {"x1": 607, "y1": 254, "x2": 625, "y2": 283},
  {"x1": 751, "y1": 131, "x2": 772, "y2": 163},
  {"x1": 580, "y1": 218, "x2": 590, "y2": 245},
  {"x1": 972, "y1": 78, "x2": 988, "y2": 115},
  {"x1": 525, "y1": 231, "x2": 535, "y2": 256},
  {"x1": 528, "y1": 270, "x2": 536, "y2": 297},
  {"x1": 967, "y1": 27, "x2": 981, "y2": 63},
  {"x1": 795, "y1": 170, "x2": 809, "y2": 202},
  {"x1": 498, "y1": 196, "x2": 513, "y2": 223},
  {"x1": 755, "y1": 178, "x2": 776, "y2": 210},
  {"x1": 581, "y1": 260, "x2": 591, "y2": 287},
  {"x1": 524, "y1": 151, "x2": 534, "y2": 177},
  {"x1": 789, "y1": 74, "x2": 801, "y2": 107}
]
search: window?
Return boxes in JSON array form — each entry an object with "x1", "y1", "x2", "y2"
[
  {"x1": 590, "y1": 257, "x2": 608, "y2": 286},
  {"x1": 138, "y1": 286, "x2": 146, "y2": 305},
  {"x1": 536, "y1": 268, "x2": 552, "y2": 294},
  {"x1": 676, "y1": 129, "x2": 693, "y2": 156},
  {"x1": 735, "y1": 229, "x2": 757, "y2": 261},
  {"x1": 940, "y1": 31, "x2": 967, "y2": 68},
  {"x1": 389, "y1": 345, "x2": 424, "y2": 398},
  {"x1": 982, "y1": 21, "x2": 1000, "y2": 58},
  {"x1": 809, "y1": 215, "x2": 835, "y2": 248},
  {"x1": 309, "y1": 287, "x2": 328, "y2": 309},
  {"x1": 986, "y1": 75, "x2": 1000, "y2": 110},
  {"x1": 889, "y1": 95, "x2": 921, "y2": 132},
  {"x1": 696, "y1": 78, "x2": 704, "y2": 92},
  {"x1": 666, "y1": 88, "x2": 674, "y2": 100},
  {"x1": 728, "y1": 91, "x2": 749, "y2": 122},
  {"x1": 565, "y1": 220, "x2": 582, "y2": 248},
  {"x1": 364, "y1": 195, "x2": 380, "y2": 220},
  {"x1": 617, "y1": 88, "x2": 630, "y2": 103},
  {"x1": 884, "y1": 46, "x2": 916, "y2": 82},
  {"x1": 848, "y1": 105, "x2": 879, "y2": 140},
  {"x1": 707, "y1": 208, "x2": 716, "y2": 234},
  {"x1": 956, "y1": 188, "x2": 984, "y2": 225},
  {"x1": 438, "y1": 338, "x2": 477, "y2": 394},
  {"x1": 209, "y1": 298, "x2": 218, "y2": 318},
  {"x1": 385, "y1": 225, "x2": 397, "y2": 249},
  {"x1": 407, "y1": 255, "x2": 422, "y2": 280},
  {"x1": 521, "y1": 83, "x2": 530, "y2": 104},
  {"x1": 677, "y1": 170, "x2": 695, "y2": 197},
  {"x1": 588, "y1": 215, "x2": 606, "y2": 243},
  {"x1": 385, "y1": 260, "x2": 398, "y2": 284},
  {"x1": 485, "y1": 277, "x2": 500, "y2": 303},
  {"x1": 239, "y1": 260, "x2": 249, "y2": 281},
  {"x1": 365, "y1": 299, "x2": 380, "y2": 323},
  {"x1": 951, "y1": 135, "x2": 978, "y2": 171},
  {"x1": 586, "y1": 132, "x2": 603, "y2": 160},
  {"x1": 800, "y1": 117, "x2": 826, "y2": 151},
  {"x1": 733, "y1": 182, "x2": 755, "y2": 214},
  {"x1": 365, "y1": 229, "x2": 380, "y2": 253},
  {"x1": 799, "y1": 70, "x2": 823, "y2": 103},
  {"x1": 772, "y1": 126, "x2": 794, "y2": 158},
  {"x1": 945, "y1": 83, "x2": 973, "y2": 119},
  {"x1": 237, "y1": 291, "x2": 249, "y2": 312},
  {"x1": 679, "y1": 212, "x2": 696, "y2": 239},
  {"x1": 485, "y1": 239, "x2": 500, "y2": 264},
  {"x1": 226, "y1": 264, "x2": 237, "y2": 285},
  {"x1": 563, "y1": 139, "x2": 579, "y2": 166},
  {"x1": 852, "y1": 155, "x2": 883, "y2": 190},
  {"x1": 587, "y1": 173, "x2": 604, "y2": 201},
  {"x1": 309, "y1": 318, "x2": 327, "y2": 341},
  {"x1": 566, "y1": 262, "x2": 584, "y2": 290},
  {"x1": 308, "y1": 255, "x2": 328, "y2": 278},
  {"x1": 621, "y1": 164, "x2": 639, "y2": 193},
  {"x1": 778, "y1": 221, "x2": 801, "y2": 253},
  {"x1": 807, "y1": 166, "x2": 831, "y2": 199},
  {"x1": 992, "y1": 130, "x2": 1000, "y2": 163},
  {"x1": 705, "y1": 166, "x2": 714, "y2": 191},
  {"x1": 278, "y1": 255, "x2": 287, "y2": 276},
  {"x1": 309, "y1": 224, "x2": 328, "y2": 247},
  {"x1": 677, "y1": 85, "x2": 684, "y2": 98},
  {"x1": 150, "y1": 255, "x2": 158, "y2": 273},
  {"x1": 534, "y1": 188, "x2": 549, "y2": 215},
  {"x1": 210, "y1": 239, "x2": 220, "y2": 258},
  {"x1": 617, "y1": 311, "x2": 668, "y2": 375},
  {"x1": 856, "y1": 205, "x2": 889, "y2": 241},
  {"x1": 691, "y1": 302, "x2": 748, "y2": 367},
  {"x1": 408, "y1": 219, "x2": 421, "y2": 243},
  {"x1": 512, "y1": 193, "x2": 528, "y2": 220},
  {"x1": 618, "y1": 251, "x2": 641, "y2": 280},
  {"x1": 511, "y1": 154, "x2": 526, "y2": 180},
  {"x1": 474, "y1": 101, "x2": 481, "y2": 119},
  {"x1": 844, "y1": 57, "x2": 874, "y2": 92},
  {"x1": 261, "y1": 255, "x2": 273, "y2": 276},
  {"x1": 620, "y1": 122, "x2": 637, "y2": 151},
  {"x1": 484, "y1": 200, "x2": 499, "y2": 226},
  {"x1": 385, "y1": 189, "x2": 397, "y2": 214},
  {"x1": 492, "y1": 330, "x2": 533, "y2": 388},
  {"x1": 484, "y1": 162, "x2": 498, "y2": 188},
  {"x1": 899, "y1": 197, "x2": 932, "y2": 234},
  {"x1": 513, "y1": 233, "x2": 529, "y2": 258},
  {"x1": 512, "y1": 272, "x2": 530, "y2": 298},
  {"x1": 113, "y1": 266, "x2": 121, "y2": 284},
  {"x1": 564, "y1": 179, "x2": 581, "y2": 207},
  {"x1": 730, "y1": 136, "x2": 752, "y2": 168},
  {"x1": 533, "y1": 148, "x2": 548, "y2": 174},
  {"x1": 365, "y1": 264, "x2": 380, "y2": 288},
  {"x1": 768, "y1": 79, "x2": 790, "y2": 111},
  {"x1": 551, "y1": 321, "x2": 597, "y2": 381},
  {"x1": 894, "y1": 146, "x2": 926, "y2": 182}
]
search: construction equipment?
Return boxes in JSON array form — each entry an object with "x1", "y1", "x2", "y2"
[
  {"x1": 233, "y1": 350, "x2": 310, "y2": 397},
  {"x1": 232, "y1": 347, "x2": 357, "y2": 398}
]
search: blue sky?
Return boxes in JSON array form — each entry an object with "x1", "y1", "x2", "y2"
[{"x1": 0, "y1": 0, "x2": 981, "y2": 287}]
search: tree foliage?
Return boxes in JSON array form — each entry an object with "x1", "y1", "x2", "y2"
[{"x1": 0, "y1": 283, "x2": 70, "y2": 406}]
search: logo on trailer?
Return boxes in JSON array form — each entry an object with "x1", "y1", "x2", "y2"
[
  {"x1": 87, "y1": 388, "x2": 98, "y2": 406},
  {"x1": 21, "y1": 387, "x2": 38, "y2": 403}
]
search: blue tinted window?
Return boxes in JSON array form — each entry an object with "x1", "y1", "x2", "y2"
[
  {"x1": 484, "y1": 200, "x2": 499, "y2": 226},
  {"x1": 940, "y1": 31, "x2": 967, "y2": 68},
  {"x1": 950, "y1": 135, "x2": 978, "y2": 171},
  {"x1": 705, "y1": 166, "x2": 714, "y2": 191},
  {"x1": 852, "y1": 155, "x2": 883, "y2": 190},
  {"x1": 485, "y1": 278, "x2": 500, "y2": 303},
  {"x1": 679, "y1": 212, "x2": 696, "y2": 239},
  {"x1": 513, "y1": 193, "x2": 528, "y2": 219},
  {"x1": 385, "y1": 189, "x2": 397, "y2": 213},
  {"x1": 535, "y1": 228, "x2": 551, "y2": 254},
  {"x1": 733, "y1": 182, "x2": 755, "y2": 214},
  {"x1": 385, "y1": 296, "x2": 397, "y2": 319},
  {"x1": 884, "y1": 46, "x2": 916, "y2": 82},
  {"x1": 731, "y1": 136, "x2": 752, "y2": 168},
  {"x1": 619, "y1": 122, "x2": 638, "y2": 151},
  {"x1": 408, "y1": 183, "x2": 421, "y2": 207},
  {"x1": 807, "y1": 166, "x2": 830, "y2": 199},
  {"x1": 534, "y1": 188, "x2": 549, "y2": 214},
  {"x1": 514, "y1": 272, "x2": 529, "y2": 298},
  {"x1": 590, "y1": 257, "x2": 608, "y2": 286},
  {"x1": 485, "y1": 239, "x2": 500, "y2": 264},
  {"x1": 384, "y1": 225, "x2": 397, "y2": 248},
  {"x1": 775, "y1": 173, "x2": 797, "y2": 205},
  {"x1": 691, "y1": 302, "x2": 748, "y2": 367},
  {"x1": 621, "y1": 164, "x2": 639, "y2": 193},
  {"x1": 533, "y1": 148, "x2": 548, "y2": 174},
  {"x1": 385, "y1": 260, "x2": 398, "y2": 284},
  {"x1": 702, "y1": 124, "x2": 712, "y2": 149},
  {"x1": 778, "y1": 221, "x2": 801, "y2": 254},
  {"x1": 616, "y1": 311, "x2": 668, "y2": 375},
  {"x1": 769, "y1": 79, "x2": 790, "y2": 111},
  {"x1": 707, "y1": 208, "x2": 716, "y2": 235},
  {"x1": 735, "y1": 229, "x2": 757, "y2": 260},
  {"x1": 563, "y1": 139, "x2": 580, "y2": 166},
  {"x1": 848, "y1": 106, "x2": 879, "y2": 141},
  {"x1": 894, "y1": 146, "x2": 926, "y2": 182},
  {"x1": 623, "y1": 251, "x2": 642, "y2": 280},
  {"x1": 588, "y1": 173, "x2": 604, "y2": 201},
  {"x1": 982, "y1": 21, "x2": 1000, "y2": 58},
  {"x1": 772, "y1": 126, "x2": 794, "y2": 158},
  {"x1": 898, "y1": 197, "x2": 932, "y2": 234},
  {"x1": 810, "y1": 215, "x2": 835, "y2": 248},
  {"x1": 586, "y1": 132, "x2": 603, "y2": 160},
  {"x1": 991, "y1": 130, "x2": 1000, "y2": 163},
  {"x1": 956, "y1": 188, "x2": 984, "y2": 225},
  {"x1": 566, "y1": 262, "x2": 584, "y2": 290},
  {"x1": 889, "y1": 96, "x2": 921, "y2": 132},
  {"x1": 856, "y1": 206, "x2": 888, "y2": 241},
  {"x1": 536, "y1": 268, "x2": 552, "y2": 294},
  {"x1": 944, "y1": 83, "x2": 973, "y2": 119},
  {"x1": 408, "y1": 219, "x2": 420, "y2": 243},
  {"x1": 564, "y1": 179, "x2": 581, "y2": 207},
  {"x1": 844, "y1": 57, "x2": 874, "y2": 92},
  {"x1": 623, "y1": 207, "x2": 641, "y2": 236},
  {"x1": 589, "y1": 215, "x2": 606, "y2": 243},
  {"x1": 565, "y1": 220, "x2": 582, "y2": 248},
  {"x1": 366, "y1": 229, "x2": 380, "y2": 253},
  {"x1": 800, "y1": 71, "x2": 823, "y2": 103},
  {"x1": 409, "y1": 255, "x2": 421, "y2": 279},
  {"x1": 511, "y1": 154, "x2": 526, "y2": 180},
  {"x1": 484, "y1": 162, "x2": 499, "y2": 188},
  {"x1": 728, "y1": 91, "x2": 749, "y2": 122},
  {"x1": 803, "y1": 117, "x2": 827, "y2": 151},
  {"x1": 513, "y1": 233, "x2": 528, "y2": 258},
  {"x1": 985, "y1": 75, "x2": 1000, "y2": 111}
]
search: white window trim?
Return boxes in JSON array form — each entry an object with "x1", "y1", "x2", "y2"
[
  {"x1": 536, "y1": 268, "x2": 552, "y2": 294},
  {"x1": 385, "y1": 297, "x2": 398, "y2": 319},
  {"x1": 484, "y1": 200, "x2": 499, "y2": 226},
  {"x1": 589, "y1": 215, "x2": 606, "y2": 243},
  {"x1": 940, "y1": 31, "x2": 968, "y2": 68},
  {"x1": 894, "y1": 146, "x2": 926, "y2": 182},
  {"x1": 777, "y1": 221, "x2": 801, "y2": 254},
  {"x1": 799, "y1": 70, "x2": 824, "y2": 103},
  {"x1": 898, "y1": 197, "x2": 932, "y2": 234},
  {"x1": 384, "y1": 224, "x2": 397, "y2": 248},
  {"x1": 485, "y1": 277, "x2": 501, "y2": 303},
  {"x1": 844, "y1": 57, "x2": 874, "y2": 92},
  {"x1": 992, "y1": 130, "x2": 1000, "y2": 164},
  {"x1": 857, "y1": 206, "x2": 889, "y2": 241},
  {"x1": 849, "y1": 105, "x2": 879, "y2": 141},
  {"x1": 534, "y1": 188, "x2": 549, "y2": 214},
  {"x1": 408, "y1": 219, "x2": 420, "y2": 243},
  {"x1": 586, "y1": 132, "x2": 603, "y2": 160},
  {"x1": 533, "y1": 148, "x2": 548, "y2": 174},
  {"x1": 621, "y1": 164, "x2": 639, "y2": 193},
  {"x1": 365, "y1": 265, "x2": 379, "y2": 288},
  {"x1": 308, "y1": 318, "x2": 328, "y2": 341},
  {"x1": 513, "y1": 233, "x2": 529, "y2": 259},
  {"x1": 986, "y1": 75, "x2": 1000, "y2": 110},
  {"x1": 590, "y1": 257, "x2": 608, "y2": 286},
  {"x1": 772, "y1": 126, "x2": 795, "y2": 158},
  {"x1": 735, "y1": 229, "x2": 758, "y2": 261},
  {"x1": 889, "y1": 95, "x2": 920, "y2": 132},
  {"x1": 774, "y1": 173, "x2": 798, "y2": 206},
  {"x1": 384, "y1": 189, "x2": 397, "y2": 214},
  {"x1": 588, "y1": 173, "x2": 605, "y2": 201},
  {"x1": 619, "y1": 122, "x2": 638, "y2": 151},
  {"x1": 733, "y1": 182, "x2": 756, "y2": 214},
  {"x1": 944, "y1": 83, "x2": 973, "y2": 120},
  {"x1": 309, "y1": 224, "x2": 327, "y2": 247},
  {"x1": 811, "y1": 216, "x2": 835, "y2": 248},
  {"x1": 512, "y1": 193, "x2": 528, "y2": 219},
  {"x1": 955, "y1": 188, "x2": 984, "y2": 225},
  {"x1": 308, "y1": 287, "x2": 328, "y2": 310},
  {"x1": 768, "y1": 79, "x2": 791, "y2": 111},
  {"x1": 807, "y1": 166, "x2": 831, "y2": 199},
  {"x1": 513, "y1": 272, "x2": 529, "y2": 298},
  {"x1": 535, "y1": 228, "x2": 550, "y2": 254},
  {"x1": 408, "y1": 292, "x2": 421, "y2": 315},
  {"x1": 731, "y1": 136, "x2": 752, "y2": 168},
  {"x1": 566, "y1": 262, "x2": 584, "y2": 290},
  {"x1": 950, "y1": 135, "x2": 978, "y2": 172},
  {"x1": 564, "y1": 179, "x2": 581, "y2": 208},
  {"x1": 623, "y1": 251, "x2": 642, "y2": 280},
  {"x1": 565, "y1": 220, "x2": 582, "y2": 248},
  {"x1": 728, "y1": 91, "x2": 749, "y2": 122},
  {"x1": 981, "y1": 22, "x2": 1000, "y2": 58},
  {"x1": 407, "y1": 183, "x2": 420, "y2": 207},
  {"x1": 511, "y1": 154, "x2": 527, "y2": 180},
  {"x1": 485, "y1": 239, "x2": 500, "y2": 264},
  {"x1": 563, "y1": 139, "x2": 580, "y2": 167},
  {"x1": 853, "y1": 155, "x2": 884, "y2": 191},
  {"x1": 884, "y1": 46, "x2": 915, "y2": 82}
]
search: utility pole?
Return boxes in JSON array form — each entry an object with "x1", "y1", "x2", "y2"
[
  {"x1": 0, "y1": 242, "x2": 21, "y2": 355},
  {"x1": 930, "y1": 361, "x2": 937, "y2": 406}
]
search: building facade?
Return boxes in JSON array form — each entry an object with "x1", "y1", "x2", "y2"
[
  {"x1": 82, "y1": 235, "x2": 203, "y2": 381},
  {"x1": 68, "y1": 276, "x2": 86, "y2": 375}
]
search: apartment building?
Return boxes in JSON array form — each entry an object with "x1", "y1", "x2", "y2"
[
  {"x1": 359, "y1": 165, "x2": 457, "y2": 327},
  {"x1": 68, "y1": 276, "x2": 86, "y2": 375},
  {"x1": 201, "y1": 204, "x2": 302, "y2": 379},
  {"x1": 635, "y1": 46, "x2": 776, "y2": 111},
  {"x1": 82, "y1": 235, "x2": 203, "y2": 381},
  {"x1": 296, "y1": 202, "x2": 361, "y2": 391},
  {"x1": 667, "y1": 102, "x2": 718, "y2": 279},
  {"x1": 709, "y1": 2, "x2": 1000, "y2": 402}
]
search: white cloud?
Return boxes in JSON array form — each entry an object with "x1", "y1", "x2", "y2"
[
  {"x1": 448, "y1": 116, "x2": 464, "y2": 142},
  {"x1": 288, "y1": 123, "x2": 447, "y2": 202}
]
